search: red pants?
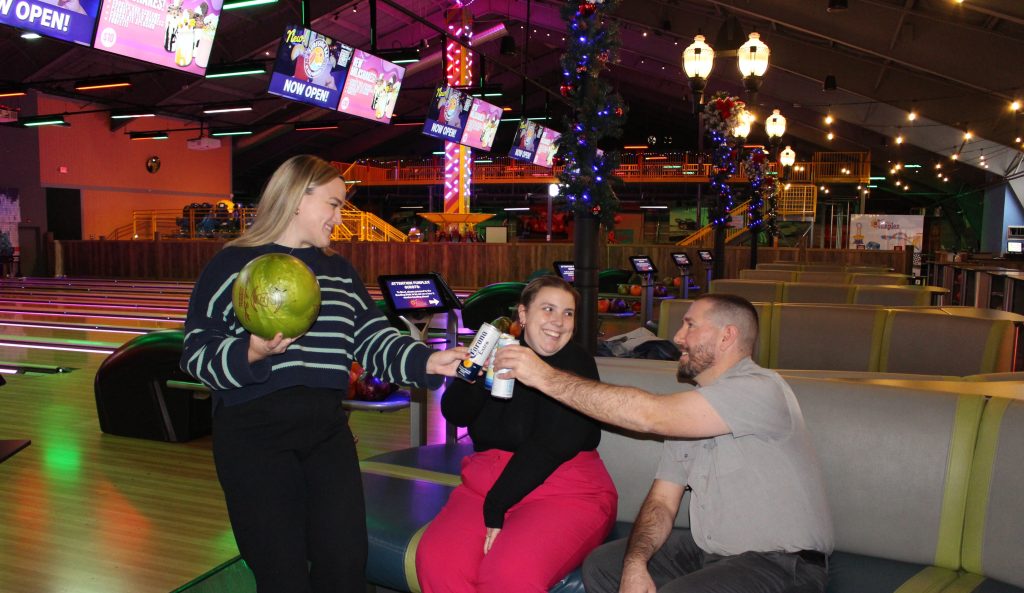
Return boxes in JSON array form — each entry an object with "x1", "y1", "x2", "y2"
[{"x1": 416, "y1": 449, "x2": 617, "y2": 593}]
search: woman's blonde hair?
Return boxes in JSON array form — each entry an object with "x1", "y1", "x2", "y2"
[{"x1": 227, "y1": 155, "x2": 343, "y2": 248}]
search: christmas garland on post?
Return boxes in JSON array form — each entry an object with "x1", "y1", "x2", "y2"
[
  {"x1": 558, "y1": 0, "x2": 626, "y2": 228},
  {"x1": 702, "y1": 91, "x2": 746, "y2": 228},
  {"x1": 741, "y1": 147, "x2": 767, "y2": 232}
]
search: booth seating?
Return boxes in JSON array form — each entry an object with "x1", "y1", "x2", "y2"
[
  {"x1": 851, "y1": 273, "x2": 911, "y2": 285},
  {"x1": 354, "y1": 360, "x2": 1024, "y2": 593},
  {"x1": 783, "y1": 282, "x2": 857, "y2": 304},
  {"x1": 797, "y1": 271, "x2": 854, "y2": 284},
  {"x1": 757, "y1": 263, "x2": 893, "y2": 273},
  {"x1": 657, "y1": 300, "x2": 1021, "y2": 375},
  {"x1": 742, "y1": 269, "x2": 911, "y2": 285},
  {"x1": 711, "y1": 279, "x2": 933, "y2": 306},
  {"x1": 738, "y1": 269, "x2": 800, "y2": 282}
]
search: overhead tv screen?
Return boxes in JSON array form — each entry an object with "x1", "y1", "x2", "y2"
[
  {"x1": 509, "y1": 119, "x2": 541, "y2": 163},
  {"x1": 509, "y1": 119, "x2": 560, "y2": 168},
  {"x1": 93, "y1": 0, "x2": 223, "y2": 74},
  {"x1": 422, "y1": 85, "x2": 473, "y2": 142},
  {"x1": 533, "y1": 126, "x2": 561, "y2": 167},
  {"x1": 268, "y1": 25, "x2": 353, "y2": 111},
  {"x1": 459, "y1": 97, "x2": 502, "y2": 151},
  {"x1": 337, "y1": 48, "x2": 405, "y2": 124},
  {"x1": 1, "y1": 0, "x2": 101, "y2": 45}
]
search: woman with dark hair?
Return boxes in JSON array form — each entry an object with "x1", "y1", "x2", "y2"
[
  {"x1": 416, "y1": 275, "x2": 617, "y2": 593},
  {"x1": 181, "y1": 155, "x2": 467, "y2": 593}
]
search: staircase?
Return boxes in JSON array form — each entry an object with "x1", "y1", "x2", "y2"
[{"x1": 676, "y1": 184, "x2": 819, "y2": 248}]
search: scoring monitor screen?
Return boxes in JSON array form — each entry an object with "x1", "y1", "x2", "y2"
[
  {"x1": 553, "y1": 261, "x2": 575, "y2": 283},
  {"x1": 378, "y1": 274, "x2": 456, "y2": 315},
  {"x1": 697, "y1": 250, "x2": 714, "y2": 263},
  {"x1": 1008, "y1": 241, "x2": 1023, "y2": 254},
  {"x1": 629, "y1": 256, "x2": 657, "y2": 275},
  {"x1": 671, "y1": 252, "x2": 691, "y2": 267}
]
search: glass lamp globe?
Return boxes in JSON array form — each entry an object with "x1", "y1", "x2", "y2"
[
  {"x1": 737, "y1": 32, "x2": 770, "y2": 77},
  {"x1": 682, "y1": 34, "x2": 714, "y2": 79},
  {"x1": 765, "y1": 109, "x2": 787, "y2": 139},
  {"x1": 779, "y1": 146, "x2": 796, "y2": 167}
]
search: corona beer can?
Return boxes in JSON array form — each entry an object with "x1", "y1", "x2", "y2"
[
  {"x1": 490, "y1": 334, "x2": 519, "y2": 399},
  {"x1": 456, "y1": 322, "x2": 501, "y2": 382}
]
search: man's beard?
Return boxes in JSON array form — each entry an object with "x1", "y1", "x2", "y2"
[{"x1": 677, "y1": 343, "x2": 715, "y2": 381}]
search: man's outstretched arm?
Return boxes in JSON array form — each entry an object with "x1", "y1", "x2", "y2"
[{"x1": 493, "y1": 345, "x2": 729, "y2": 438}]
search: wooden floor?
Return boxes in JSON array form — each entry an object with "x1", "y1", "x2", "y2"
[
  {"x1": 0, "y1": 279, "x2": 454, "y2": 593},
  {"x1": 0, "y1": 278, "x2": 645, "y2": 593}
]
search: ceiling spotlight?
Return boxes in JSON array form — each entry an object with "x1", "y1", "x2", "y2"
[
  {"x1": 20, "y1": 31, "x2": 42, "y2": 39},
  {"x1": 1011, "y1": 100, "x2": 1021, "y2": 112}
]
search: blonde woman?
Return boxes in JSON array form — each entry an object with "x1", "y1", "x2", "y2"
[{"x1": 182, "y1": 155, "x2": 467, "y2": 593}]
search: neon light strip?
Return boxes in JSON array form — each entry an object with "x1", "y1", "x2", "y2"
[
  {"x1": 0, "y1": 341, "x2": 115, "y2": 355},
  {"x1": 0, "y1": 309, "x2": 183, "y2": 322},
  {"x1": 0, "y1": 321, "x2": 148, "y2": 335}
]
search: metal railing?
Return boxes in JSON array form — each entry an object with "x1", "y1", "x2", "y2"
[
  {"x1": 109, "y1": 204, "x2": 407, "y2": 242},
  {"x1": 332, "y1": 150, "x2": 871, "y2": 186}
]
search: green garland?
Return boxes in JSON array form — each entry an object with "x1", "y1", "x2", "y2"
[{"x1": 557, "y1": 0, "x2": 627, "y2": 228}]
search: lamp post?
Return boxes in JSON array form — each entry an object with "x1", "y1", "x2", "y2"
[
  {"x1": 737, "y1": 32, "x2": 770, "y2": 103},
  {"x1": 683, "y1": 34, "x2": 715, "y2": 237},
  {"x1": 754, "y1": 109, "x2": 786, "y2": 266}
]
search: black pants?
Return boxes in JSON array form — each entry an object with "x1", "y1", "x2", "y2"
[
  {"x1": 213, "y1": 387, "x2": 366, "y2": 593},
  {"x1": 583, "y1": 530, "x2": 827, "y2": 593}
]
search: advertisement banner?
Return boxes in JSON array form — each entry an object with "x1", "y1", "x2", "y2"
[
  {"x1": 337, "y1": 49, "x2": 404, "y2": 124},
  {"x1": 459, "y1": 98, "x2": 501, "y2": 151},
  {"x1": 267, "y1": 26, "x2": 352, "y2": 111},
  {"x1": 849, "y1": 214, "x2": 923, "y2": 252},
  {"x1": 533, "y1": 127, "x2": 561, "y2": 168},
  {"x1": 93, "y1": 0, "x2": 223, "y2": 74},
  {"x1": 422, "y1": 86, "x2": 473, "y2": 142},
  {"x1": 0, "y1": 0, "x2": 100, "y2": 45},
  {"x1": 508, "y1": 119, "x2": 541, "y2": 163}
]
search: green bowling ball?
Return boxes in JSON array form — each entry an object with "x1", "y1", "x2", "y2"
[{"x1": 232, "y1": 253, "x2": 321, "y2": 339}]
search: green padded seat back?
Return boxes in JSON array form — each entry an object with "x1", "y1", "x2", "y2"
[
  {"x1": 854, "y1": 285, "x2": 931, "y2": 306},
  {"x1": 788, "y1": 377, "x2": 984, "y2": 570},
  {"x1": 769, "y1": 304, "x2": 886, "y2": 371},
  {"x1": 738, "y1": 269, "x2": 799, "y2": 282},
  {"x1": 880, "y1": 310, "x2": 1014, "y2": 375},
  {"x1": 709, "y1": 279, "x2": 784, "y2": 303},
  {"x1": 961, "y1": 398, "x2": 1024, "y2": 589},
  {"x1": 797, "y1": 271, "x2": 853, "y2": 284},
  {"x1": 782, "y1": 282, "x2": 856, "y2": 304}
]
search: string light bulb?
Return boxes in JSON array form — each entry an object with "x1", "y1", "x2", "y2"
[
  {"x1": 1011, "y1": 100, "x2": 1021, "y2": 112},
  {"x1": 826, "y1": 131, "x2": 834, "y2": 141},
  {"x1": 824, "y1": 112, "x2": 833, "y2": 125},
  {"x1": 895, "y1": 128, "x2": 904, "y2": 144},
  {"x1": 907, "y1": 110, "x2": 918, "y2": 121},
  {"x1": 963, "y1": 130, "x2": 973, "y2": 140}
]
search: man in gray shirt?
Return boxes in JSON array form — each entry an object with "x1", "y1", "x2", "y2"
[{"x1": 493, "y1": 293, "x2": 833, "y2": 592}]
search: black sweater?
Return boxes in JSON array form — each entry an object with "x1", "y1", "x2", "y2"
[
  {"x1": 181, "y1": 244, "x2": 440, "y2": 408},
  {"x1": 442, "y1": 337, "x2": 601, "y2": 528}
]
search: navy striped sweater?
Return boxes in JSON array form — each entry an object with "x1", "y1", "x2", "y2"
[{"x1": 181, "y1": 243, "x2": 439, "y2": 408}]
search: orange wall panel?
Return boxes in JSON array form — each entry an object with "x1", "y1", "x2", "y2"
[{"x1": 35, "y1": 95, "x2": 232, "y2": 237}]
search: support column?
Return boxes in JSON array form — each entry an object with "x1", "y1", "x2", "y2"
[{"x1": 444, "y1": 7, "x2": 473, "y2": 233}]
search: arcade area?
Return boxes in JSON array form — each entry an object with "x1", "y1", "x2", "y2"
[{"x1": 2, "y1": 2, "x2": 1024, "y2": 593}]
